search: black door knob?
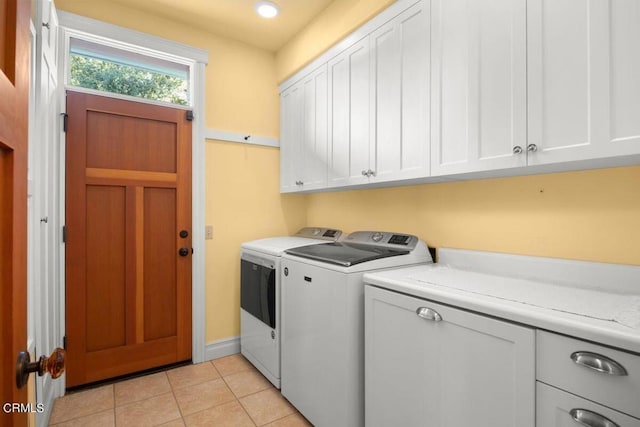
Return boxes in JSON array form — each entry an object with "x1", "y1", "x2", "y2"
[
  {"x1": 178, "y1": 247, "x2": 189, "y2": 257},
  {"x1": 179, "y1": 230, "x2": 189, "y2": 238}
]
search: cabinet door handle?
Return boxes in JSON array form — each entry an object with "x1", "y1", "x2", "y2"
[
  {"x1": 368, "y1": 169, "x2": 376, "y2": 177},
  {"x1": 513, "y1": 145, "x2": 523, "y2": 154},
  {"x1": 416, "y1": 307, "x2": 442, "y2": 322},
  {"x1": 569, "y1": 408, "x2": 619, "y2": 427},
  {"x1": 527, "y1": 143, "x2": 538, "y2": 152},
  {"x1": 570, "y1": 351, "x2": 628, "y2": 376}
]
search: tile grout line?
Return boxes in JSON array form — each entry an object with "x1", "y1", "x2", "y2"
[
  {"x1": 112, "y1": 384, "x2": 116, "y2": 426},
  {"x1": 169, "y1": 370, "x2": 187, "y2": 423},
  {"x1": 214, "y1": 362, "x2": 258, "y2": 427}
]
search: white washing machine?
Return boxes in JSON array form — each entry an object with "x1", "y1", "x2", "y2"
[
  {"x1": 281, "y1": 231, "x2": 433, "y2": 427},
  {"x1": 240, "y1": 227, "x2": 342, "y2": 388}
]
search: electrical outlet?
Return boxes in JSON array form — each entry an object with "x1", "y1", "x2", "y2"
[{"x1": 205, "y1": 225, "x2": 213, "y2": 240}]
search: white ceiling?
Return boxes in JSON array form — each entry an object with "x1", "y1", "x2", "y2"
[{"x1": 109, "y1": 0, "x2": 335, "y2": 51}]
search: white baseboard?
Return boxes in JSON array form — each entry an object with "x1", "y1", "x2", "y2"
[{"x1": 205, "y1": 336, "x2": 241, "y2": 361}]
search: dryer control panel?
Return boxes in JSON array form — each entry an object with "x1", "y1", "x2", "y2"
[{"x1": 344, "y1": 231, "x2": 419, "y2": 250}]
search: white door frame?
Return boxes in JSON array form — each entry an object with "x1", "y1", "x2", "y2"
[{"x1": 56, "y1": 11, "x2": 209, "y2": 373}]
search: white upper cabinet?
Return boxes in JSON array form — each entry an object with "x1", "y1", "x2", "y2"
[
  {"x1": 280, "y1": 84, "x2": 302, "y2": 193},
  {"x1": 327, "y1": 38, "x2": 371, "y2": 187},
  {"x1": 279, "y1": 0, "x2": 640, "y2": 193},
  {"x1": 370, "y1": 2, "x2": 430, "y2": 182},
  {"x1": 327, "y1": 1, "x2": 430, "y2": 188},
  {"x1": 527, "y1": 0, "x2": 640, "y2": 165},
  {"x1": 431, "y1": 0, "x2": 527, "y2": 176},
  {"x1": 280, "y1": 65, "x2": 329, "y2": 193},
  {"x1": 301, "y1": 66, "x2": 329, "y2": 190}
]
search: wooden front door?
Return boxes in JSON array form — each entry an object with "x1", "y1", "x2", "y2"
[
  {"x1": 1, "y1": 0, "x2": 31, "y2": 425},
  {"x1": 65, "y1": 91, "x2": 192, "y2": 387}
]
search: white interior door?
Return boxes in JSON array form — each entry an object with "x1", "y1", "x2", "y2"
[{"x1": 28, "y1": 0, "x2": 63, "y2": 425}]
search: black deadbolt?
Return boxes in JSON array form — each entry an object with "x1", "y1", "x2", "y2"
[
  {"x1": 178, "y1": 247, "x2": 189, "y2": 257},
  {"x1": 179, "y1": 230, "x2": 189, "y2": 238},
  {"x1": 284, "y1": 267, "x2": 289, "y2": 276}
]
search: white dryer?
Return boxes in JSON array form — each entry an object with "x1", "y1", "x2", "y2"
[
  {"x1": 281, "y1": 231, "x2": 433, "y2": 427},
  {"x1": 240, "y1": 227, "x2": 342, "y2": 388}
]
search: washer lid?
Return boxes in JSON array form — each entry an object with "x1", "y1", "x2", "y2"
[{"x1": 284, "y1": 242, "x2": 409, "y2": 267}]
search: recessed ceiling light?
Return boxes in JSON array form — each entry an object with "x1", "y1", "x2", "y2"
[{"x1": 255, "y1": 1, "x2": 280, "y2": 19}]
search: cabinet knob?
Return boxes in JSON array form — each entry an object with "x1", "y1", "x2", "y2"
[
  {"x1": 416, "y1": 307, "x2": 442, "y2": 322},
  {"x1": 570, "y1": 351, "x2": 628, "y2": 376},
  {"x1": 527, "y1": 143, "x2": 538, "y2": 152},
  {"x1": 513, "y1": 145, "x2": 523, "y2": 154},
  {"x1": 569, "y1": 408, "x2": 619, "y2": 427},
  {"x1": 295, "y1": 180, "x2": 303, "y2": 186},
  {"x1": 368, "y1": 169, "x2": 376, "y2": 177},
  {"x1": 362, "y1": 170, "x2": 369, "y2": 177}
]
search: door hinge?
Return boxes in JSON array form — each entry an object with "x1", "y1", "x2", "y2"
[
  {"x1": 62, "y1": 225, "x2": 66, "y2": 243},
  {"x1": 63, "y1": 336, "x2": 67, "y2": 350},
  {"x1": 61, "y1": 113, "x2": 68, "y2": 132},
  {"x1": 186, "y1": 110, "x2": 194, "y2": 121}
]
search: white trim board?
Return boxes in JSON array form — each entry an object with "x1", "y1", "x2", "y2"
[
  {"x1": 205, "y1": 128, "x2": 280, "y2": 148},
  {"x1": 205, "y1": 336, "x2": 241, "y2": 361},
  {"x1": 57, "y1": 11, "x2": 208, "y2": 64}
]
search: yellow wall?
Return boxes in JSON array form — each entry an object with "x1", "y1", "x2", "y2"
[
  {"x1": 307, "y1": 167, "x2": 640, "y2": 265},
  {"x1": 206, "y1": 141, "x2": 305, "y2": 340},
  {"x1": 55, "y1": 0, "x2": 279, "y2": 136},
  {"x1": 55, "y1": 0, "x2": 306, "y2": 342},
  {"x1": 275, "y1": 0, "x2": 395, "y2": 82}
]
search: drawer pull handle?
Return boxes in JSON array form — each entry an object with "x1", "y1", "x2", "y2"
[
  {"x1": 569, "y1": 408, "x2": 619, "y2": 427},
  {"x1": 570, "y1": 351, "x2": 628, "y2": 376},
  {"x1": 416, "y1": 307, "x2": 442, "y2": 322}
]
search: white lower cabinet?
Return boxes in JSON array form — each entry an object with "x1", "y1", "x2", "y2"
[
  {"x1": 537, "y1": 382, "x2": 640, "y2": 427},
  {"x1": 364, "y1": 285, "x2": 535, "y2": 427},
  {"x1": 536, "y1": 330, "x2": 640, "y2": 426}
]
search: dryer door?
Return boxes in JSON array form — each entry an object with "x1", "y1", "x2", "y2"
[{"x1": 241, "y1": 258, "x2": 276, "y2": 328}]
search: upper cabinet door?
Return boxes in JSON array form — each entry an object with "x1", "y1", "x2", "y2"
[
  {"x1": 370, "y1": 2, "x2": 430, "y2": 182},
  {"x1": 527, "y1": 0, "x2": 640, "y2": 165},
  {"x1": 327, "y1": 38, "x2": 371, "y2": 187},
  {"x1": 300, "y1": 65, "x2": 328, "y2": 190},
  {"x1": 431, "y1": 0, "x2": 527, "y2": 176},
  {"x1": 280, "y1": 84, "x2": 302, "y2": 193}
]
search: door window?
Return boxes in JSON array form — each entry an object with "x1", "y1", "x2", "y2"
[{"x1": 68, "y1": 37, "x2": 190, "y2": 106}]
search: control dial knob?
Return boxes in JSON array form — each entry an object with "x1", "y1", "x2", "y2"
[{"x1": 371, "y1": 232, "x2": 384, "y2": 243}]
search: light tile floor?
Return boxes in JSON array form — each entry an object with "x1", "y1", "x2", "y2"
[{"x1": 48, "y1": 355, "x2": 312, "y2": 427}]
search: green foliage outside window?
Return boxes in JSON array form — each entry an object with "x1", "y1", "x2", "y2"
[{"x1": 70, "y1": 54, "x2": 188, "y2": 105}]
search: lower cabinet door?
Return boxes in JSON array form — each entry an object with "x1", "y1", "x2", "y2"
[
  {"x1": 537, "y1": 382, "x2": 640, "y2": 427},
  {"x1": 364, "y1": 285, "x2": 535, "y2": 427}
]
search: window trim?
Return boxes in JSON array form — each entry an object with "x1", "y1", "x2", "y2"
[{"x1": 65, "y1": 30, "x2": 195, "y2": 107}]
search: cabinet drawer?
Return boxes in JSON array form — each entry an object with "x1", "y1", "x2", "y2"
[
  {"x1": 537, "y1": 382, "x2": 640, "y2": 427},
  {"x1": 537, "y1": 330, "x2": 640, "y2": 418}
]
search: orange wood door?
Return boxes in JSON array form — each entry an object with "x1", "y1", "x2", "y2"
[
  {"x1": 1, "y1": 0, "x2": 31, "y2": 425},
  {"x1": 65, "y1": 91, "x2": 192, "y2": 387}
]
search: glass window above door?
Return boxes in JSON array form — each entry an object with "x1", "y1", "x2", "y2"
[{"x1": 68, "y1": 37, "x2": 190, "y2": 106}]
